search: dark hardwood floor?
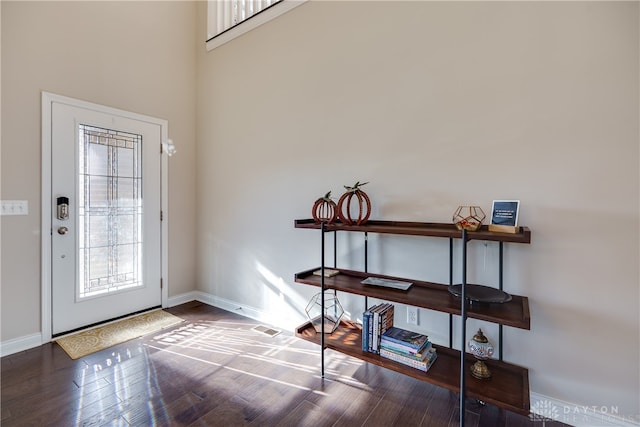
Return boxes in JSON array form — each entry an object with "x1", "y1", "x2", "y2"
[{"x1": 1, "y1": 302, "x2": 565, "y2": 426}]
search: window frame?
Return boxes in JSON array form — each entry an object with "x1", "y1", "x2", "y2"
[{"x1": 206, "y1": 0, "x2": 307, "y2": 51}]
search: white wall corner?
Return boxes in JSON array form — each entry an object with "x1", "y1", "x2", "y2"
[
  {"x1": 166, "y1": 291, "x2": 200, "y2": 308},
  {"x1": 530, "y1": 393, "x2": 640, "y2": 427},
  {"x1": 0, "y1": 333, "x2": 44, "y2": 358}
]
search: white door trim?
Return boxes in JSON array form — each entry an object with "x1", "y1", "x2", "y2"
[{"x1": 41, "y1": 92, "x2": 169, "y2": 343}]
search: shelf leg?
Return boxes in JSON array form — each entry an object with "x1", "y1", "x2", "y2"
[
  {"x1": 460, "y1": 229, "x2": 467, "y2": 427},
  {"x1": 499, "y1": 242, "x2": 504, "y2": 361},
  {"x1": 499, "y1": 242, "x2": 504, "y2": 291},
  {"x1": 333, "y1": 230, "x2": 337, "y2": 268},
  {"x1": 449, "y1": 238, "x2": 454, "y2": 348},
  {"x1": 364, "y1": 231, "x2": 368, "y2": 272},
  {"x1": 364, "y1": 231, "x2": 369, "y2": 311},
  {"x1": 333, "y1": 231, "x2": 338, "y2": 317},
  {"x1": 321, "y1": 221, "x2": 326, "y2": 378}
]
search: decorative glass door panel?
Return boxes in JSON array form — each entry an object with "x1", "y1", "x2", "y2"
[{"x1": 78, "y1": 125, "x2": 143, "y2": 299}]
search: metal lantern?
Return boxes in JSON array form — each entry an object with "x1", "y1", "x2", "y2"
[
  {"x1": 453, "y1": 206, "x2": 486, "y2": 232},
  {"x1": 305, "y1": 292, "x2": 344, "y2": 334}
]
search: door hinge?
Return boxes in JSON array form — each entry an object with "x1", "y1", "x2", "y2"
[
  {"x1": 160, "y1": 278, "x2": 163, "y2": 289},
  {"x1": 160, "y1": 143, "x2": 164, "y2": 154},
  {"x1": 160, "y1": 210, "x2": 163, "y2": 221}
]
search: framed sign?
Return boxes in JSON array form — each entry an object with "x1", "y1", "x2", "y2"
[{"x1": 488, "y1": 200, "x2": 520, "y2": 233}]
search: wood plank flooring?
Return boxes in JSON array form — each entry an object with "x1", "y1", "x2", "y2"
[{"x1": 1, "y1": 301, "x2": 566, "y2": 426}]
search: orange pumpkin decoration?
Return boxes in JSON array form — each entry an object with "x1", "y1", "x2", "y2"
[
  {"x1": 337, "y1": 181, "x2": 371, "y2": 225},
  {"x1": 312, "y1": 191, "x2": 337, "y2": 224}
]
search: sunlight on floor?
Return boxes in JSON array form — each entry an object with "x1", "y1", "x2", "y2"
[
  {"x1": 69, "y1": 317, "x2": 376, "y2": 425},
  {"x1": 146, "y1": 320, "x2": 371, "y2": 393}
]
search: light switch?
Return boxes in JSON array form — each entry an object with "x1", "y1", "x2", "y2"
[{"x1": 1, "y1": 200, "x2": 29, "y2": 216}]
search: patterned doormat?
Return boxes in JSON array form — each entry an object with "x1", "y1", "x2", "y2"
[{"x1": 55, "y1": 309, "x2": 184, "y2": 359}]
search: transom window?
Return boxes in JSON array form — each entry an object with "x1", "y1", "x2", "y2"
[{"x1": 207, "y1": 0, "x2": 307, "y2": 51}]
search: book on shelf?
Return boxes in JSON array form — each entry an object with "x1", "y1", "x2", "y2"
[
  {"x1": 379, "y1": 347, "x2": 438, "y2": 372},
  {"x1": 380, "y1": 341, "x2": 433, "y2": 361},
  {"x1": 366, "y1": 303, "x2": 382, "y2": 353},
  {"x1": 361, "y1": 303, "x2": 394, "y2": 354},
  {"x1": 371, "y1": 305, "x2": 381, "y2": 353},
  {"x1": 380, "y1": 334, "x2": 431, "y2": 357},
  {"x1": 312, "y1": 268, "x2": 340, "y2": 277},
  {"x1": 381, "y1": 326, "x2": 429, "y2": 351},
  {"x1": 368, "y1": 309, "x2": 374, "y2": 351},
  {"x1": 362, "y1": 304, "x2": 377, "y2": 352},
  {"x1": 385, "y1": 344, "x2": 437, "y2": 364},
  {"x1": 362, "y1": 305, "x2": 371, "y2": 351},
  {"x1": 372, "y1": 303, "x2": 394, "y2": 354}
]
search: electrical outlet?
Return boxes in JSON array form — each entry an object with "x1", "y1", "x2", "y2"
[{"x1": 407, "y1": 306, "x2": 418, "y2": 325}]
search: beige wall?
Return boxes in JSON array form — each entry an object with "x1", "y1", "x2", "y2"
[
  {"x1": 1, "y1": 0, "x2": 638, "y2": 420},
  {"x1": 1, "y1": 1, "x2": 197, "y2": 339},
  {"x1": 196, "y1": 0, "x2": 639, "y2": 420}
]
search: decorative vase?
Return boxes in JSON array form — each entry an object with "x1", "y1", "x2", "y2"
[
  {"x1": 453, "y1": 206, "x2": 486, "y2": 231},
  {"x1": 337, "y1": 181, "x2": 371, "y2": 225},
  {"x1": 312, "y1": 191, "x2": 337, "y2": 224},
  {"x1": 468, "y1": 329, "x2": 494, "y2": 379},
  {"x1": 305, "y1": 292, "x2": 344, "y2": 334}
]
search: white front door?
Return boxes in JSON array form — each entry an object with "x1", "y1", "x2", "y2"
[{"x1": 48, "y1": 97, "x2": 163, "y2": 335}]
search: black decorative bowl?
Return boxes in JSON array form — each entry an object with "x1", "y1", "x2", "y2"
[{"x1": 448, "y1": 284, "x2": 512, "y2": 304}]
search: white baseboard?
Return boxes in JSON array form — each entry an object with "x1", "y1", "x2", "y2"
[
  {"x1": 168, "y1": 290, "x2": 291, "y2": 333},
  {"x1": 192, "y1": 291, "x2": 290, "y2": 330},
  {"x1": 166, "y1": 291, "x2": 200, "y2": 308},
  {"x1": 0, "y1": 292, "x2": 272, "y2": 358},
  {"x1": 0, "y1": 333, "x2": 43, "y2": 357},
  {"x1": 530, "y1": 392, "x2": 640, "y2": 427}
]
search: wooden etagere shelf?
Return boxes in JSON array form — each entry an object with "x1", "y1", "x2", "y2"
[
  {"x1": 295, "y1": 320, "x2": 529, "y2": 416},
  {"x1": 294, "y1": 268, "x2": 530, "y2": 330},
  {"x1": 293, "y1": 218, "x2": 532, "y2": 423},
  {"x1": 294, "y1": 218, "x2": 531, "y2": 243}
]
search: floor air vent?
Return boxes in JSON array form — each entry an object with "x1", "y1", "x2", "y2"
[{"x1": 252, "y1": 325, "x2": 281, "y2": 337}]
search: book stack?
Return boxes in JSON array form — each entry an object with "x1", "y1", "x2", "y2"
[
  {"x1": 362, "y1": 303, "x2": 394, "y2": 354},
  {"x1": 379, "y1": 326, "x2": 437, "y2": 372}
]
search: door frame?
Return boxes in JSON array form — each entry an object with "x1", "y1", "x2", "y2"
[{"x1": 41, "y1": 92, "x2": 169, "y2": 343}]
